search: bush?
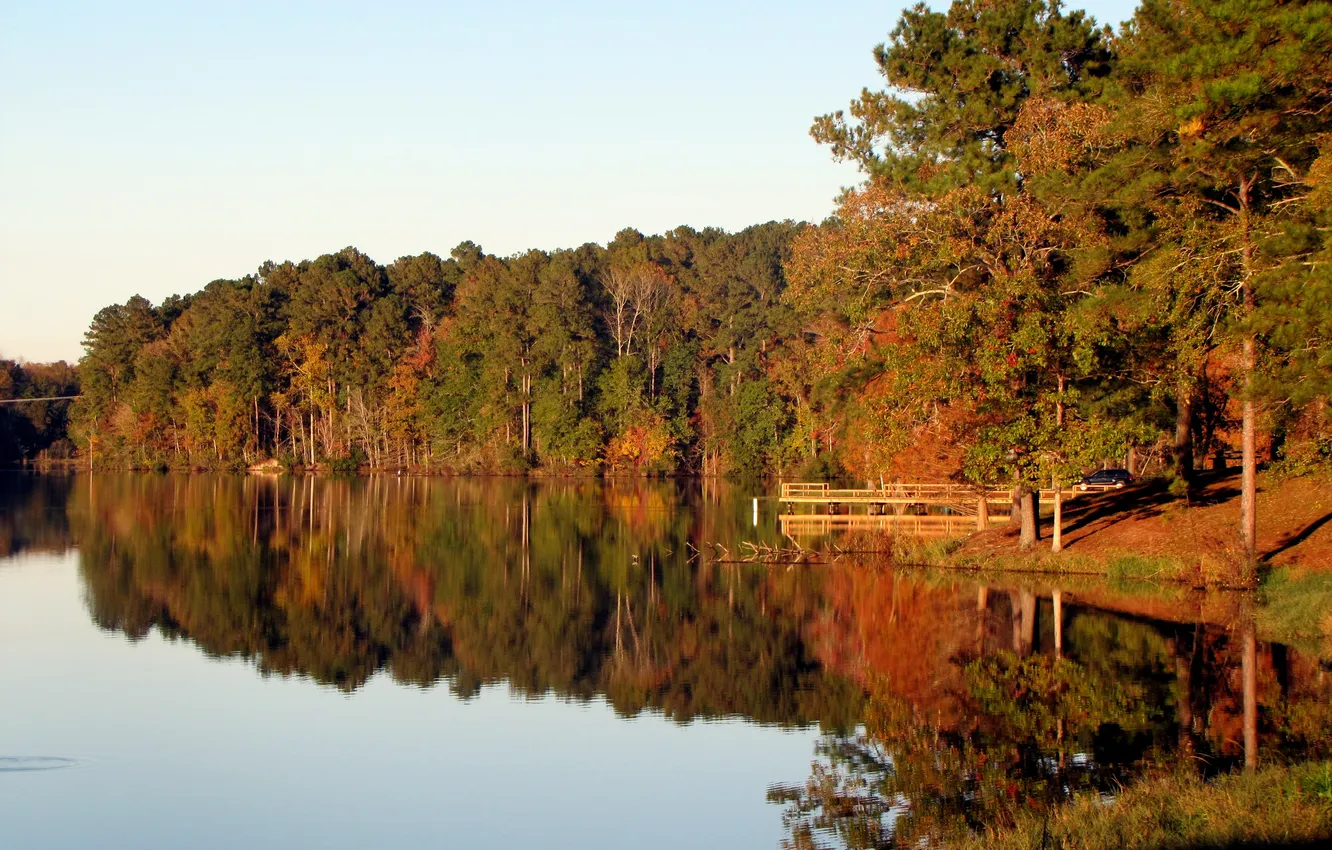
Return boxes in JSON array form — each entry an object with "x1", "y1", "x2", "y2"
[{"x1": 328, "y1": 449, "x2": 366, "y2": 474}]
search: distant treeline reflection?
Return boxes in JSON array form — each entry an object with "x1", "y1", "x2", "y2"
[{"x1": 64, "y1": 474, "x2": 863, "y2": 725}]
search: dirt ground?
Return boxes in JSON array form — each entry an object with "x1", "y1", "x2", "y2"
[{"x1": 961, "y1": 469, "x2": 1332, "y2": 571}]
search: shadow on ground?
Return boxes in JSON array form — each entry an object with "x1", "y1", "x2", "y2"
[
  {"x1": 1054, "y1": 469, "x2": 1242, "y2": 551},
  {"x1": 1266, "y1": 511, "x2": 1332, "y2": 560}
]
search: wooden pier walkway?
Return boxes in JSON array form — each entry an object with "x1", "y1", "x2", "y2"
[{"x1": 777, "y1": 481, "x2": 1109, "y2": 533}]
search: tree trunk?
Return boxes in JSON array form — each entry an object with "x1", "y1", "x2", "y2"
[
  {"x1": 1031, "y1": 487, "x2": 1040, "y2": 540},
  {"x1": 328, "y1": 377, "x2": 337, "y2": 458},
  {"x1": 1018, "y1": 486, "x2": 1040, "y2": 550},
  {"x1": 1174, "y1": 390, "x2": 1194, "y2": 487},
  {"x1": 1239, "y1": 180, "x2": 1258, "y2": 564},
  {"x1": 976, "y1": 495, "x2": 989, "y2": 532},
  {"x1": 521, "y1": 371, "x2": 531, "y2": 457},
  {"x1": 1241, "y1": 338, "x2": 1257, "y2": 562},
  {"x1": 648, "y1": 348, "x2": 657, "y2": 401}
]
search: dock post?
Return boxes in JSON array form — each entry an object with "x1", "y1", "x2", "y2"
[{"x1": 752, "y1": 498, "x2": 758, "y2": 527}]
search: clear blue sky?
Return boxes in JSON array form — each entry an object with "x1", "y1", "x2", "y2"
[{"x1": 0, "y1": 1, "x2": 1139, "y2": 363}]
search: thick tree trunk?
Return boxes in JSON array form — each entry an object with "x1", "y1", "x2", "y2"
[
  {"x1": 1018, "y1": 486, "x2": 1040, "y2": 550},
  {"x1": 1174, "y1": 391, "x2": 1194, "y2": 487},
  {"x1": 1030, "y1": 487, "x2": 1040, "y2": 540},
  {"x1": 1269, "y1": 424, "x2": 1286, "y2": 465}
]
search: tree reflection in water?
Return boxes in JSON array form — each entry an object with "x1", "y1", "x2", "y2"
[{"x1": 37, "y1": 473, "x2": 865, "y2": 725}]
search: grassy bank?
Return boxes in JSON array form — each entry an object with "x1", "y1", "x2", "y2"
[
  {"x1": 936, "y1": 471, "x2": 1332, "y2": 578},
  {"x1": 951, "y1": 762, "x2": 1332, "y2": 850},
  {"x1": 812, "y1": 530, "x2": 1332, "y2": 653}
]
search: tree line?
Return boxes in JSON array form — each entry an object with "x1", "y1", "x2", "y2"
[
  {"x1": 0, "y1": 360, "x2": 79, "y2": 464},
  {"x1": 70, "y1": 224, "x2": 814, "y2": 478}
]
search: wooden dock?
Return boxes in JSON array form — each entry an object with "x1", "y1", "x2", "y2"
[{"x1": 777, "y1": 481, "x2": 1110, "y2": 533}]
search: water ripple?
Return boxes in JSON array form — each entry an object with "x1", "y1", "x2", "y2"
[{"x1": 0, "y1": 756, "x2": 85, "y2": 773}]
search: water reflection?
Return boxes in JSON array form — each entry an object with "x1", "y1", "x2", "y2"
[
  {"x1": 771, "y1": 576, "x2": 1332, "y2": 849},
  {"x1": 46, "y1": 474, "x2": 863, "y2": 725},
  {"x1": 1, "y1": 473, "x2": 1329, "y2": 848}
]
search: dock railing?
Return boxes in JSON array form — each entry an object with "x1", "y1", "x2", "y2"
[
  {"x1": 779, "y1": 482, "x2": 830, "y2": 498},
  {"x1": 779, "y1": 481, "x2": 987, "y2": 502},
  {"x1": 779, "y1": 481, "x2": 1093, "y2": 504}
]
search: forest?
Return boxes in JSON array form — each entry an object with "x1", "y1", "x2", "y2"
[
  {"x1": 0, "y1": 359, "x2": 78, "y2": 464},
  {"x1": 3, "y1": 0, "x2": 1330, "y2": 545},
  {"x1": 68, "y1": 223, "x2": 808, "y2": 478}
]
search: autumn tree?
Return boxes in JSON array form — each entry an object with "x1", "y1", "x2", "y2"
[
  {"x1": 793, "y1": 0, "x2": 1123, "y2": 546},
  {"x1": 811, "y1": 0, "x2": 1112, "y2": 192},
  {"x1": 1111, "y1": 0, "x2": 1332, "y2": 559}
]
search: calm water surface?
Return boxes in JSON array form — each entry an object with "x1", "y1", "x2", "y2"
[{"x1": 1, "y1": 473, "x2": 1328, "y2": 849}]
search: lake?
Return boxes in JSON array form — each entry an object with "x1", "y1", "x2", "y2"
[{"x1": 1, "y1": 473, "x2": 1328, "y2": 849}]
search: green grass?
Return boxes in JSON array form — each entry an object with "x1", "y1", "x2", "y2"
[
  {"x1": 938, "y1": 549, "x2": 1194, "y2": 583},
  {"x1": 891, "y1": 534, "x2": 965, "y2": 565},
  {"x1": 950, "y1": 762, "x2": 1332, "y2": 850},
  {"x1": 1257, "y1": 568, "x2": 1332, "y2": 652},
  {"x1": 1104, "y1": 554, "x2": 1187, "y2": 583}
]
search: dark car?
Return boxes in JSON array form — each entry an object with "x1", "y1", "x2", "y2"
[{"x1": 1079, "y1": 468, "x2": 1132, "y2": 490}]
